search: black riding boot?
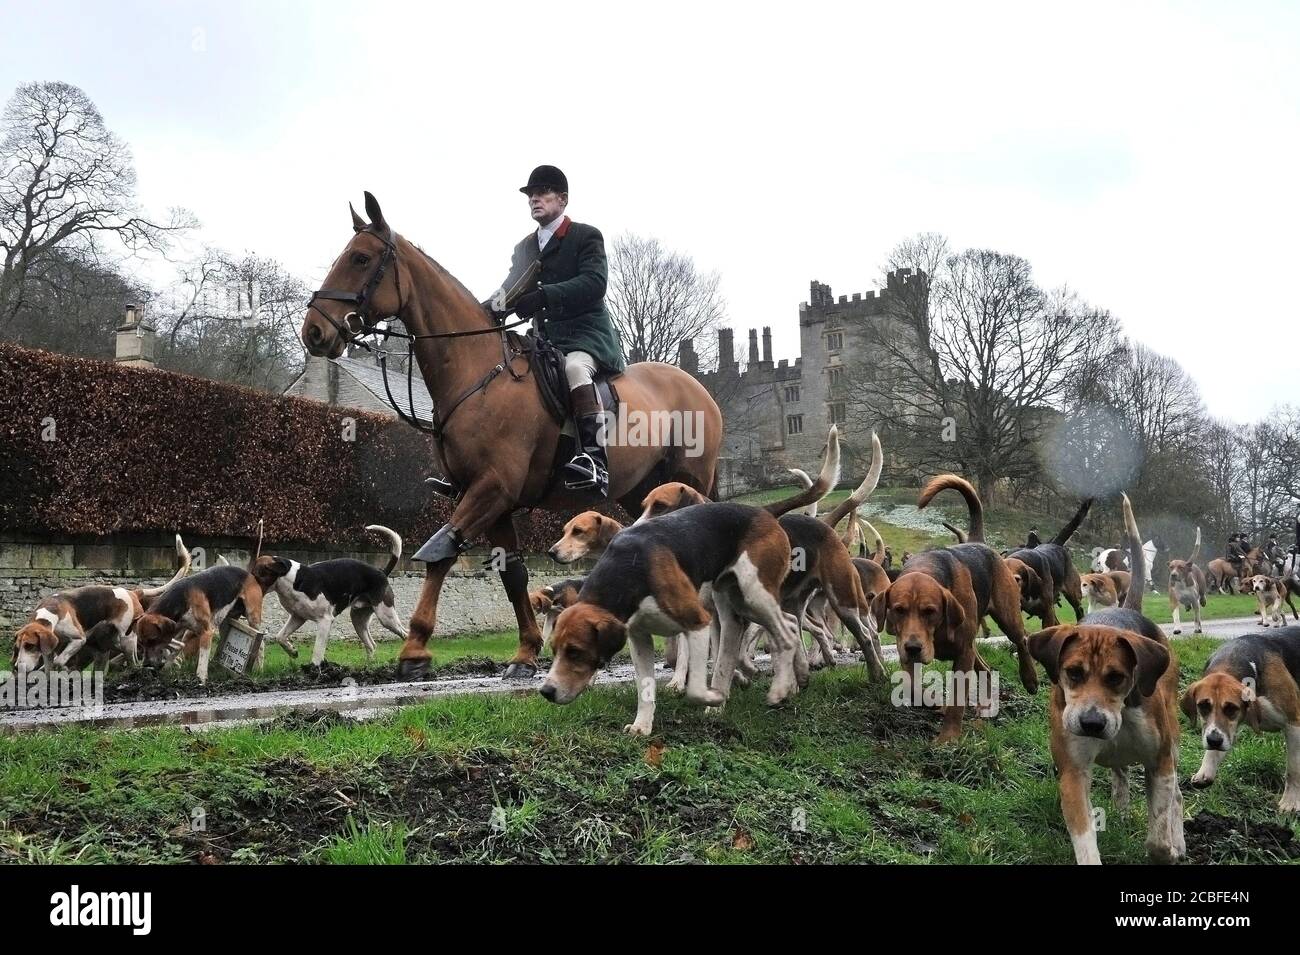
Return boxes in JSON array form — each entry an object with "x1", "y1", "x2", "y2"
[{"x1": 564, "y1": 384, "x2": 609, "y2": 496}]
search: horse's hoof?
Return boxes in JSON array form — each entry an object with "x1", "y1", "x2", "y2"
[
  {"x1": 397, "y1": 657, "x2": 431, "y2": 680},
  {"x1": 502, "y1": 662, "x2": 538, "y2": 680}
]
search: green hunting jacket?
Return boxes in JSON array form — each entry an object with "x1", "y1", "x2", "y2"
[{"x1": 498, "y1": 217, "x2": 626, "y2": 374}]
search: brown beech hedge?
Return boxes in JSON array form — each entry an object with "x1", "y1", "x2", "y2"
[{"x1": 0, "y1": 344, "x2": 606, "y2": 551}]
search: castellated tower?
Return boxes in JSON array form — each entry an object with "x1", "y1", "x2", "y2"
[{"x1": 682, "y1": 268, "x2": 928, "y2": 493}]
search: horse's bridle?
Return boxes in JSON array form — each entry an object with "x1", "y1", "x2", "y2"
[
  {"x1": 305, "y1": 228, "x2": 534, "y2": 442},
  {"x1": 306, "y1": 228, "x2": 403, "y2": 346}
]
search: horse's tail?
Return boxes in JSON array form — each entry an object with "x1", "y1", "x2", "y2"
[
  {"x1": 1189, "y1": 526, "x2": 1201, "y2": 563},
  {"x1": 766, "y1": 426, "x2": 841, "y2": 518},
  {"x1": 707, "y1": 470, "x2": 720, "y2": 502}
]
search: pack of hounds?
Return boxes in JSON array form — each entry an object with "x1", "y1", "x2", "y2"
[
  {"x1": 11, "y1": 524, "x2": 406, "y2": 685},
  {"x1": 11, "y1": 425, "x2": 1300, "y2": 865}
]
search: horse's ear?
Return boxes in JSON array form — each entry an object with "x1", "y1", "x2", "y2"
[
  {"x1": 363, "y1": 191, "x2": 389, "y2": 234},
  {"x1": 350, "y1": 202, "x2": 367, "y2": 232}
]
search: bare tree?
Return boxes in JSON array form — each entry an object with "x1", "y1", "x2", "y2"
[
  {"x1": 850, "y1": 236, "x2": 1122, "y2": 502},
  {"x1": 3, "y1": 249, "x2": 144, "y2": 356},
  {"x1": 0, "y1": 81, "x2": 191, "y2": 330},
  {"x1": 1237, "y1": 407, "x2": 1300, "y2": 536},
  {"x1": 152, "y1": 248, "x2": 308, "y2": 392},
  {"x1": 605, "y1": 233, "x2": 725, "y2": 366}
]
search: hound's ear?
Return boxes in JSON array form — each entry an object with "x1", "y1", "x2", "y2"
[
  {"x1": 1118, "y1": 632, "x2": 1171, "y2": 698},
  {"x1": 1029, "y1": 566, "x2": 1045, "y2": 596},
  {"x1": 39, "y1": 630, "x2": 59, "y2": 655},
  {"x1": 1242, "y1": 682, "x2": 1262, "y2": 729},
  {"x1": 363, "y1": 191, "x2": 388, "y2": 234},
  {"x1": 350, "y1": 202, "x2": 367, "y2": 232},
  {"x1": 595, "y1": 616, "x2": 627, "y2": 664},
  {"x1": 942, "y1": 589, "x2": 966, "y2": 635},
  {"x1": 870, "y1": 587, "x2": 889, "y2": 630},
  {"x1": 1181, "y1": 683, "x2": 1200, "y2": 725},
  {"x1": 1029, "y1": 625, "x2": 1077, "y2": 684}
]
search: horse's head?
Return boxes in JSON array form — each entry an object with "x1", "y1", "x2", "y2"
[{"x1": 302, "y1": 192, "x2": 404, "y2": 358}]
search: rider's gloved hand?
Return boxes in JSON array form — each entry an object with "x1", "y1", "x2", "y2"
[{"x1": 514, "y1": 289, "x2": 546, "y2": 318}]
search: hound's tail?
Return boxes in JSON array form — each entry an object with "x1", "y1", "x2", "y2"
[
  {"x1": 766, "y1": 426, "x2": 841, "y2": 518},
  {"x1": 1121, "y1": 494, "x2": 1145, "y2": 613},
  {"x1": 366, "y1": 524, "x2": 404, "y2": 577},
  {"x1": 140, "y1": 534, "x2": 192, "y2": 599},
  {"x1": 941, "y1": 521, "x2": 967, "y2": 544},
  {"x1": 860, "y1": 518, "x2": 886, "y2": 562},
  {"x1": 841, "y1": 513, "x2": 861, "y2": 551},
  {"x1": 918, "y1": 474, "x2": 985, "y2": 543},
  {"x1": 787, "y1": 468, "x2": 817, "y2": 517},
  {"x1": 823, "y1": 431, "x2": 882, "y2": 530},
  {"x1": 1190, "y1": 526, "x2": 1202, "y2": 563},
  {"x1": 1052, "y1": 497, "x2": 1094, "y2": 546}
]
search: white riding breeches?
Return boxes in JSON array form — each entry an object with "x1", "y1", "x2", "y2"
[{"x1": 565, "y1": 350, "x2": 597, "y2": 390}]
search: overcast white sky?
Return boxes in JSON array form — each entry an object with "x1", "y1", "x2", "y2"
[{"x1": 4, "y1": 0, "x2": 1297, "y2": 422}]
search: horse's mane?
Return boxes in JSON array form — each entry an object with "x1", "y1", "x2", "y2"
[{"x1": 406, "y1": 238, "x2": 483, "y2": 311}]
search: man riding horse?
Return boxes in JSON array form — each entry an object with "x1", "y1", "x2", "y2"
[
  {"x1": 486, "y1": 165, "x2": 623, "y2": 498},
  {"x1": 300, "y1": 189, "x2": 722, "y2": 679}
]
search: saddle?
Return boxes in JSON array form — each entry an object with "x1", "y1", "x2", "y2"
[
  {"x1": 424, "y1": 331, "x2": 621, "y2": 500},
  {"x1": 509, "y1": 330, "x2": 621, "y2": 427}
]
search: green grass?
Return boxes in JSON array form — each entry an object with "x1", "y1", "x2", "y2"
[
  {"x1": 732, "y1": 482, "x2": 1100, "y2": 561},
  {"x1": 2, "y1": 635, "x2": 1296, "y2": 864}
]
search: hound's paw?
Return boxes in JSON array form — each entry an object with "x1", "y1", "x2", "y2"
[
  {"x1": 1278, "y1": 789, "x2": 1300, "y2": 813},
  {"x1": 1190, "y1": 770, "x2": 1216, "y2": 788},
  {"x1": 765, "y1": 688, "x2": 792, "y2": 707},
  {"x1": 1145, "y1": 840, "x2": 1183, "y2": 865},
  {"x1": 732, "y1": 670, "x2": 751, "y2": 688},
  {"x1": 623, "y1": 722, "x2": 652, "y2": 736},
  {"x1": 687, "y1": 688, "x2": 725, "y2": 707},
  {"x1": 665, "y1": 674, "x2": 688, "y2": 693}
]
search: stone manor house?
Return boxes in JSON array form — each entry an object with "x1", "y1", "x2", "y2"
[{"x1": 681, "y1": 269, "x2": 929, "y2": 493}]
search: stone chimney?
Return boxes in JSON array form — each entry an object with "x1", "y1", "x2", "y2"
[
  {"x1": 762, "y1": 326, "x2": 772, "y2": 363},
  {"x1": 748, "y1": 328, "x2": 759, "y2": 365},
  {"x1": 678, "y1": 337, "x2": 698, "y2": 375},
  {"x1": 717, "y1": 328, "x2": 734, "y2": 369},
  {"x1": 115, "y1": 304, "x2": 156, "y2": 368}
]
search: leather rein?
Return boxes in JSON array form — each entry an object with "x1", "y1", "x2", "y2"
[{"x1": 306, "y1": 229, "x2": 531, "y2": 439}]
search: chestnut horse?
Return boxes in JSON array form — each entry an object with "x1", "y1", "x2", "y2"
[{"x1": 301, "y1": 193, "x2": 722, "y2": 678}]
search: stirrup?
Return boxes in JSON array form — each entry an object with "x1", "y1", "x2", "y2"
[
  {"x1": 563, "y1": 453, "x2": 606, "y2": 492},
  {"x1": 425, "y1": 475, "x2": 460, "y2": 498}
]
